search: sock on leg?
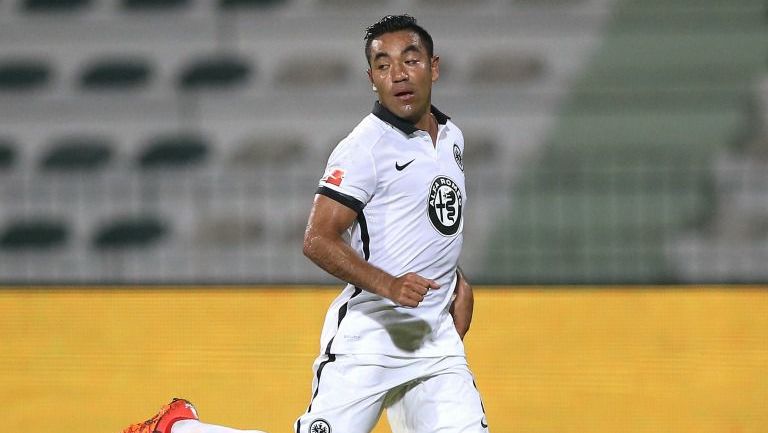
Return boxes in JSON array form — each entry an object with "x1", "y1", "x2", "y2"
[{"x1": 171, "y1": 419, "x2": 267, "y2": 433}]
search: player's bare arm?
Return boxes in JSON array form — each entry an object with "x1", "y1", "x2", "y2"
[
  {"x1": 303, "y1": 194, "x2": 440, "y2": 307},
  {"x1": 449, "y1": 267, "x2": 474, "y2": 340}
]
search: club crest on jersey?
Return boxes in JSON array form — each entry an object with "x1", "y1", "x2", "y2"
[
  {"x1": 321, "y1": 168, "x2": 345, "y2": 187},
  {"x1": 427, "y1": 176, "x2": 463, "y2": 236},
  {"x1": 309, "y1": 419, "x2": 331, "y2": 433},
  {"x1": 453, "y1": 143, "x2": 464, "y2": 171}
]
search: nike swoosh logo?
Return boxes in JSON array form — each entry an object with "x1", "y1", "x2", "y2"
[{"x1": 395, "y1": 159, "x2": 415, "y2": 171}]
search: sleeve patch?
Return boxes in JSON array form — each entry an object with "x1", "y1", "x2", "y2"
[{"x1": 321, "y1": 168, "x2": 346, "y2": 186}]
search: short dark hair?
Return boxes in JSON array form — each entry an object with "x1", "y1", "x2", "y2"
[{"x1": 364, "y1": 15, "x2": 434, "y2": 66}]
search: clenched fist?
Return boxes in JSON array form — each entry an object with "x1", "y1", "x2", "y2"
[{"x1": 384, "y1": 272, "x2": 441, "y2": 307}]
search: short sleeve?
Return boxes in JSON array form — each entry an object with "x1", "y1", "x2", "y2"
[{"x1": 317, "y1": 139, "x2": 376, "y2": 213}]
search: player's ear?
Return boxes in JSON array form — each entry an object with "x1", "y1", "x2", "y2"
[
  {"x1": 431, "y1": 56, "x2": 440, "y2": 83},
  {"x1": 366, "y1": 69, "x2": 377, "y2": 92}
]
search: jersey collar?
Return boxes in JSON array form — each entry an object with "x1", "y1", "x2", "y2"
[{"x1": 372, "y1": 101, "x2": 450, "y2": 135}]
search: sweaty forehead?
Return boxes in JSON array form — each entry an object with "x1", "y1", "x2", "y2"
[{"x1": 369, "y1": 31, "x2": 426, "y2": 56}]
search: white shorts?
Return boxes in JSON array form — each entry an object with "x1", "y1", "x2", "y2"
[{"x1": 294, "y1": 354, "x2": 489, "y2": 433}]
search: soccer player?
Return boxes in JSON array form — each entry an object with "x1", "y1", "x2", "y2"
[
  {"x1": 295, "y1": 14, "x2": 487, "y2": 433},
  {"x1": 120, "y1": 14, "x2": 486, "y2": 433}
]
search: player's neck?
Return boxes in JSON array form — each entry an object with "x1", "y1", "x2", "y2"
[{"x1": 414, "y1": 110, "x2": 438, "y2": 147}]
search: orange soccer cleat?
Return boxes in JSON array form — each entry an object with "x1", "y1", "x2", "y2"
[{"x1": 122, "y1": 398, "x2": 199, "y2": 433}]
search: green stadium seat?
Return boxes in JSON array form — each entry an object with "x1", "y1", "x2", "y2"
[
  {"x1": 121, "y1": 0, "x2": 190, "y2": 11},
  {"x1": 92, "y1": 217, "x2": 167, "y2": 249},
  {"x1": 229, "y1": 134, "x2": 307, "y2": 166},
  {"x1": 177, "y1": 55, "x2": 252, "y2": 91},
  {"x1": 316, "y1": 0, "x2": 387, "y2": 6},
  {"x1": 469, "y1": 53, "x2": 546, "y2": 85},
  {"x1": 419, "y1": 0, "x2": 487, "y2": 6},
  {"x1": 511, "y1": 0, "x2": 585, "y2": 5},
  {"x1": 137, "y1": 133, "x2": 209, "y2": 168},
  {"x1": 275, "y1": 56, "x2": 349, "y2": 87},
  {"x1": 40, "y1": 136, "x2": 113, "y2": 171},
  {"x1": 0, "y1": 139, "x2": 17, "y2": 170},
  {"x1": 194, "y1": 215, "x2": 264, "y2": 246},
  {"x1": 0, "y1": 58, "x2": 52, "y2": 91},
  {"x1": 461, "y1": 131, "x2": 499, "y2": 171},
  {"x1": 0, "y1": 219, "x2": 68, "y2": 250},
  {"x1": 21, "y1": 0, "x2": 90, "y2": 13},
  {"x1": 218, "y1": 0, "x2": 284, "y2": 10},
  {"x1": 79, "y1": 57, "x2": 151, "y2": 90}
]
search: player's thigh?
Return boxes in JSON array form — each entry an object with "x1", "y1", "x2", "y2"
[
  {"x1": 386, "y1": 363, "x2": 488, "y2": 433},
  {"x1": 295, "y1": 355, "x2": 387, "y2": 433},
  {"x1": 296, "y1": 398, "x2": 382, "y2": 433}
]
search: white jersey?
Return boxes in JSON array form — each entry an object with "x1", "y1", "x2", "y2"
[{"x1": 315, "y1": 102, "x2": 467, "y2": 357}]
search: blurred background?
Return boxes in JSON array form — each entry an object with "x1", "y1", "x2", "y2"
[
  {"x1": 1, "y1": 0, "x2": 766, "y2": 285},
  {"x1": 1, "y1": 1, "x2": 768, "y2": 433}
]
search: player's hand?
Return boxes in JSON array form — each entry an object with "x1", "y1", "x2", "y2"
[{"x1": 385, "y1": 272, "x2": 440, "y2": 307}]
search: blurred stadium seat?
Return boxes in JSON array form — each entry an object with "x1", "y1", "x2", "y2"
[
  {"x1": 20, "y1": 0, "x2": 91, "y2": 13},
  {"x1": 79, "y1": 56, "x2": 152, "y2": 90},
  {"x1": 315, "y1": 0, "x2": 387, "y2": 7},
  {"x1": 0, "y1": 57, "x2": 52, "y2": 91},
  {"x1": 0, "y1": 218, "x2": 68, "y2": 250},
  {"x1": 92, "y1": 215, "x2": 167, "y2": 249},
  {"x1": 0, "y1": 138, "x2": 17, "y2": 170},
  {"x1": 218, "y1": 0, "x2": 286, "y2": 11},
  {"x1": 177, "y1": 54, "x2": 252, "y2": 91},
  {"x1": 460, "y1": 130, "x2": 499, "y2": 172},
  {"x1": 417, "y1": 0, "x2": 484, "y2": 5},
  {"x1": 39, "y1": 135, "x2": 114, "y2": 171},
  {"x1": 193, "y1": 214, "x2": 265, "y2": 246},
  {"x1": 121, "y1": 0, "x2": 190, "y2": 11},
  {"x1": 228, "y1": 134, "x2": 308, "y2": 166},
  {"x1": 274, "y1": 55, "x2": 350, "y2": 87},
  {"x1": 137, "y1": 132, "x2": 210, "y2": 168},
  {"x1": 468, "y1": 52, "x2": 547, "y2": 85}
]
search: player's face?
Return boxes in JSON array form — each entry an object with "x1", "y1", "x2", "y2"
[{"x1": 368, "y1": 30, "x2": 439, "y2": 125}]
